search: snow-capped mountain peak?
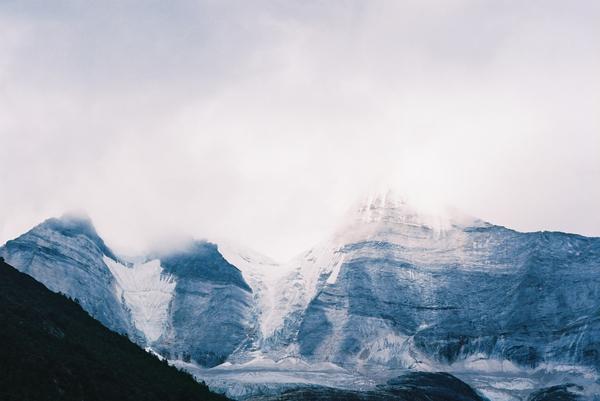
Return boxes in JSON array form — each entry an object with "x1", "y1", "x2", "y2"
[{"x1": 349, "y1": 190, "x2": 480, "y2": 233}]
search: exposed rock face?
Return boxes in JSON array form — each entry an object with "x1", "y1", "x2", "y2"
[
  {"x1": 266, "y1": 194, "x2": 600, "y2": 374},
  {"x1": 154, "y1": 242, "x2": 255, "y2": 367},
  {"x1": 0, "y1": 216, "x2": 256, "y2": 367},
  {"x1": 0, "y1": 215, "x2": 137, "y2": 336}
]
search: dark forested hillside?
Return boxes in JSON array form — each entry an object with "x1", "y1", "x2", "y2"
[{"x1": 0, "y1": 258, "x2": 229, "y2": 401}]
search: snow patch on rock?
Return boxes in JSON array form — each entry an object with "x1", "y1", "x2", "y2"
[
  {"x1": 217, "y1": 242, "x2": 287, "y2": 340},
  {"x1": 104, "y1": 257, "x2": 176, "y2": 342}
]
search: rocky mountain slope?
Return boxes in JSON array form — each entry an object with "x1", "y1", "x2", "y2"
[
  {"x1": 0, "y1": 215, "x2": 138, "y2": 336},
  {"x1": 0, "y1": 257, "x2": 229, "y2": 401},
  {"x1": 0, "y1": 215, "x2": 256, "y2": 367},
  {"x1": 264, "y1": 194, "x2": 600, "y2": 375},
  {"x1": 2, "y1": 193, "x2": 600, "y2": 399}
]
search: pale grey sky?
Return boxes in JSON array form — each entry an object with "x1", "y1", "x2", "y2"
[{"x1": 1, "y1": 1, "x2": 599, "y2": 260}]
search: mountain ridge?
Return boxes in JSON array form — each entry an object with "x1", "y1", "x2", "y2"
[{"x1": 2, "y1": 196, "x2": 600, "y2": 399}]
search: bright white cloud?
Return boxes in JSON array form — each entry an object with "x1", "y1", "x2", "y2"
[{"x1": 1, "y1": 1, "x2": 599, "y2": 260}]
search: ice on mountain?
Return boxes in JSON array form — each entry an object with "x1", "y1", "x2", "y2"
[{"x1": 104, "y1": 257, "x2": 176, "y2": 342}]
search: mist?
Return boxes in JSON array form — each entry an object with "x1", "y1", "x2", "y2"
[{"x1": 1, "y1": 1, "x2": 599, "y2": 261}]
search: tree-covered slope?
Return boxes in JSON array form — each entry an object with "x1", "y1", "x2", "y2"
[{"x1": 0, "y1": 258, "x2": 229, "y2": 401}]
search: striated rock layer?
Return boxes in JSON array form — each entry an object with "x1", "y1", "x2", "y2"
[{"x1": 261, "y1": 194, "x2": 600, "y2": 376}]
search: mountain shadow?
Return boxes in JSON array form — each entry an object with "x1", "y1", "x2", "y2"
[{"x1": 0, "y1": 257, "x2": 229, "y2": 401}]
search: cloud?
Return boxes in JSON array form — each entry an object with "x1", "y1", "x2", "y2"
[{"x1": 1, "y1": 0, "x2": 599, "y2": 260}]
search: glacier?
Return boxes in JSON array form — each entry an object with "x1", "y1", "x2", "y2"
[
  {"x1": 2, "y1": 193, "x2": 600, "y2": 400},
  {"x1": 104, "y1": 257, "x2": 176, "y2": 342}
]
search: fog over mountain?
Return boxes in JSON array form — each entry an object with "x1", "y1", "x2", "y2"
[
  {"x1": 3, "y1": 192, "x2": 600, "y2": 400},
  {"x1": 1, "y1": 1, "x2": 599, "y2": 261}
]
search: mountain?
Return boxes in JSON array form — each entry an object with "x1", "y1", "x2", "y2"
[
  {"x1": 150, "y1": 241, "x2": 255, "y2": 366},
  {"x1": 0, "y1": 214, "x2": 138, "y2": 336},
  {"x1": 262, "y1": 193, "x2": 600, "y2": 374},
  {"x1": 0, "y1": 216, "x2": 257, "y2": 368},
  {"x1": 0, "y1": 257, "x2": 229, "y2": 401},
  {"x1": 2, "y1": 194, "x2": 600, "y2": 400}
]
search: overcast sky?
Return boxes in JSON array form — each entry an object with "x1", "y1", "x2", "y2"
[{"x1": 1, "y1": 0, "x2": 599, "y2": 261}]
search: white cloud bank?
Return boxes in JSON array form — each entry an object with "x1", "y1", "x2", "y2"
[{"x1": 0, "y1": 1, "x2": 599, "y2": 260}]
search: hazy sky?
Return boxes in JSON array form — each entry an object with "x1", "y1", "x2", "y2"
[{"x1": 1, "y1": 0, "x2": 599, "y2": 260}]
